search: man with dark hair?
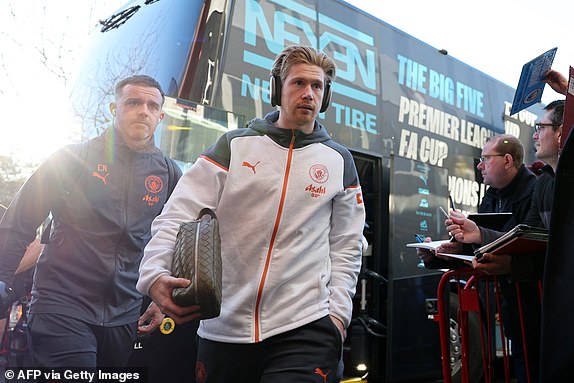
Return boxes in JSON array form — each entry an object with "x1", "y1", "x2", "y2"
[
  {"x1": 138, "y1": 45, "x2": 365, "y2": 382},
  {"x1": 419, "y1": 134, "x2": 536, "y2": 270},
  {"x1": 447, "y1": 100, "x2": 565, "y2": 383},
  {"x1": 540, "y1": 95, "x2": 574, "y2": 381},
  {"x1": 0, "y1": 74, "x2": 182, "y2": 368}
]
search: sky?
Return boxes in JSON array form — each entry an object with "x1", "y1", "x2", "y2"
[
  {"x1": 344, "y1": 0, "x2": 572, "y2": 103},
  {"x1": 0, "y1": 1, "x2": 124, "y2": 164},
  {"x1": 1, "y1": 0, "x2": 572, "y2": 165}
]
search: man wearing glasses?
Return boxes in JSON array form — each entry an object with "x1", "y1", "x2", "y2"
[
  {"x1": 418, "y1": 133, "x2": 539, "y2": 382},
  {"x1": 419, "y1": 134, "x2": 537, "y2": 269},
  {"x1": 523, "y1": 100, "x2": 564, "y2": 229},
  {"x1": 446, "y1": 100, "x2": 564, "y2": 383},
  {"x1": 539, "y1": 72, "x2": 573, "y2": 382}
]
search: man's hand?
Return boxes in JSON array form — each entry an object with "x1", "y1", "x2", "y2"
[
  {"x1": 446, "y1": 211, "x2": 482, "y2": 244},
  {"x1": 472, "y1": 253, "x2": 511, "y2": 275},
  {"x1": 543, "y1": 69, "x2": 568, "y2": 95},
  {"x1": 16, "y1": 238, "x2": 44, "y2": 274},
  {"x1": 138, "y1": 301, "x2": 165, "y2": 335},
  {"x1": 417, "y1": 238, "x2": 465, "y2": 267},
  {"x1": 148, "y1": 275, "x2": 201, "y2": 324},
  {"x1": 435, "y1": 240, "x2": 463, "y2": 255},
  {"x1": 330, "y1": 315, "x2": 346, "y2": 341},
  {"x1": 417, "y1": 247, "x2": 436, "y2": 265}
]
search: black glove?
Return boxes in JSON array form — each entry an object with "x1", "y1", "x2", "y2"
[{"x1": 0, "y1": 280, "x2": 15, "y2": 319}]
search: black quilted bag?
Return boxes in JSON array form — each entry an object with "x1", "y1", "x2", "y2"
[{"x1": 171, "y1": 208, "x2": 222, "y2": 319}]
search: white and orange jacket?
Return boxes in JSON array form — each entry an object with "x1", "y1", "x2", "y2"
[{"x1": 137, "y1": 111, "x2": 365, "y2": 343}]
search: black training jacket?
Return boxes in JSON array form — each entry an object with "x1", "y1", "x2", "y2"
[{"x1": 0, "y1": 128, "x2": 181, "y2": 326}]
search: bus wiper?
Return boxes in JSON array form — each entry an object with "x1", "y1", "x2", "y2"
[
  {"x1": 144, "y1": 0, "x2": 160, "y2": 4},
  {"x1": 100, "y1": 5, "x2": 141, "y2": 32}
]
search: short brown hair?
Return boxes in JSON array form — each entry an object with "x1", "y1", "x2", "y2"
[
  {"x1": 545, "y1": 99, "x2": 565, "y2": 128},
  {"x1": 486, "y1": 134, "x2": 524, "y2": 168},
  {"x1": 270, "y1": 45, "x2": 336, "y2": 84},
  {"x1": 115, "y1": 75, "x2": 165, "y2": 105}
]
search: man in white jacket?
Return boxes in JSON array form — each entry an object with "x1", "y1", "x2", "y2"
[{"x1": 137, "y1": 45, "x2": 366, "y2": 383}]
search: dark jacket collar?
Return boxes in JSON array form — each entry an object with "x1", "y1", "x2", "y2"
[
  {"x1": 540, "y1": 163, "x2": 555, "y2": 178},
  {"x1": 485, "y1": 164, "x2": 535, "y2": 200},
  {"x1": 246, "y1": 110, "x2": 331, "y2": 149},
  {"x1": 104, "y1": 127, "x2": 160, "y2": 154}
]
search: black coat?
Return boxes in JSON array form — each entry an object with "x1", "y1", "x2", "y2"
[
  {"x1": 540, "y1": 131, "x2": 574, "y2": 382},
  {"x1": 0, "y1": 129, "x2": 181, "y2": 325}
]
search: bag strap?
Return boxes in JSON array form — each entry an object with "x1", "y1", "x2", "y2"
[
  {"x1": 198, "y1": 208, "x2": 216, "y2": 220},
  {"x1": 165, "y1": 156, "x2": 179, "y2": 199}
]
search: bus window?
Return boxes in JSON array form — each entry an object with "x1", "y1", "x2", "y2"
[{"x1": 158, "y1": 97, "x2": 245, "y2": 168}]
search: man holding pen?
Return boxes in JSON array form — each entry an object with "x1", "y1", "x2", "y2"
[
  {"x1": 419, "y1": 134, "x2": 536, "y2": 269},
  {"x1": 446, "y1": 98, "x2": 565, "y2": 383},
  {"x1": 421, "y1": 134, "x2": 539, "y2": 383}
]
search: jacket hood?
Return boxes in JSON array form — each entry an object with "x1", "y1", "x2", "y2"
[{"x1": 246, "y1": 110, "x2": 332, "y2": 149}]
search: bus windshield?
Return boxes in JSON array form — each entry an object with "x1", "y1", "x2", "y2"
[
  {"x1": 160, "y1": 97, "x2": 244, "y2": 168},
  {"x1": 72, "y1": 0, "x2": 204, "y2": 138}
]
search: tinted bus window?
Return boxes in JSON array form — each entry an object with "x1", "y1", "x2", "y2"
[{"x1": 72, "y1": 0, "x2": 204, "y2": 138}]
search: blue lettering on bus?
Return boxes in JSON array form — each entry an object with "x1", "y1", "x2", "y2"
[
  {"x1": 243, "y1": 0, "x2": 377, "y2": 106},
  {"x1": 243, "y1": 51, "x2": 274, "y2": 72},
  {"x1": 241, "y1": 73, "x2": 271, "y2": 103},
  {"x1": 331, "y1": 101, "x2": 377, "y2": 133},
  {"x1": 429, "y1": 69, "x2": 454, "y2": 104},
  {"x1": 397, "y1": 54, "x2": 427, "y2": 94},
  {"x1": 275, "y1": 12, "x2": 315, "y2": 47},
  {"x1": 397, "y1": 54, "x2": 485, "y2": 118},
  {"x1": 244, "y1": 0, "x2": 283, "y2": 54}
]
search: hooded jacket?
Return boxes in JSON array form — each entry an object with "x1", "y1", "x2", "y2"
[
  {"x1": 138, "y1": 111, "x2": 365, "y2": 343},
  {"x1": 0, "y1": 128, "x2": 181, "y2": 325}
]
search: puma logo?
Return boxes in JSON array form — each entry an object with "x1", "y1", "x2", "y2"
[
  {"x1": 92, "y1": 171, "x2": 110, "y2": 184},
  {"x1": 314, "y1": 368, "x2": 330, "y2": 383},
  {"x1": 242, "y1": 161, "x2": 260, "y2": 174}
]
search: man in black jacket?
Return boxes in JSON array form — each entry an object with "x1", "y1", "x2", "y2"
[
  {"x1": 423, "y1": 134, "x2": 539, "y2": 382},
  {"x1": 447, "y1": 101, "x2": 565, "y2": 383},
  {"x1": 0, "y1": 75, "x2": 182, "y2": 368},
  {"x1": 419, "y1": 134, "x2": 537, "y2": 269}
]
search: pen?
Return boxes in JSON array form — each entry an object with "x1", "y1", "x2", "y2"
[
  {"x1": 439, "y1": 206, "x2": 449, "y2": 219},
  {"x1": 414, "y1": 234, "x2": 425, "y2": 243},
  {"x1": 449, "y1": 195, "x2": 457, "y2": 212},
  {"x1": 439, "y1": 206, "x2": 456, "y2": 241}
]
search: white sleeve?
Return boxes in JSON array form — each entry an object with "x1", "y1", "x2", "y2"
[
  {"x1": 137, "y1": 157, "x2": 227, "y2": 295},
  {"x1": 328, "y1": 185, "x2": 366, "y2": 328}
]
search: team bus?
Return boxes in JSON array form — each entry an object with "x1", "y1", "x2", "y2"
[{"x1": 72, "y1": 0, "x2": 545, "y2": 381}]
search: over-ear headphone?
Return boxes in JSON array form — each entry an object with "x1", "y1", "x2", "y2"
[
  {"x1": 269, "y1": 75, "x2": 332, "y2": 113},
  {"x1": 270, "y1": 75, "x2": 282, "y2": 108}
]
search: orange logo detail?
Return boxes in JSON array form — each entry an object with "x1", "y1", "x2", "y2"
[
  {"x1": 145, "y1": 175, "x2": 163, "y2": 193},
  {"x1": 309, "y1": 164, "x2": 329, "y2": 183},
  {"x1": 91, "y1": 163, "x2": 109, "y2": 184},
  {"x1": 242, "y1": 161, "x2": 260, "y2": 174},
  {"x1": 305, "y1": 184, "x2": 326, "y2": 198},
  {"x1": 143, "y1": 175, "x2": 164, "y2": 207},
  {"x1": 356, "y1": 192, "x2": 363, "y2": 204},
  {"x1": 314, "y1": 368, "x2": 330, "y2": 383},
  {"x1": 142, "y1": 194, "x2": 160, "y2": 207}
]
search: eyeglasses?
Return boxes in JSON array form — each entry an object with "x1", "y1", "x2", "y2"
[
  {"x1": 534, "y1": 122, "x2": 561, "y2": 133},
  {"x1": 479, "y1": 154, "x2": 506, "y2": 163}
]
